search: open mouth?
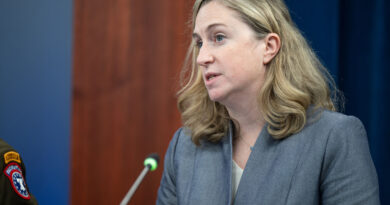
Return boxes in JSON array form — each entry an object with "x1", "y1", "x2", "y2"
[{"x1": 206, "y1": 73, "x2": 221, "y2": 81}]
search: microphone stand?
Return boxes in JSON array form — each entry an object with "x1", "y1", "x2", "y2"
[
  {"x1": 119, "y1": 165, "x2": 151, "y2": 205},
  {"x1": 119, "y1": 153, "x2": 159, "y2": 205}
]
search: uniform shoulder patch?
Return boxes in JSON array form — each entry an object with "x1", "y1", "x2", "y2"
[
  {"x1": 3, "y1": 163, "x2": 31, "y2": 199},
  {"x1": 4, "y1": 151, "x2": 21, "y2": 164}
]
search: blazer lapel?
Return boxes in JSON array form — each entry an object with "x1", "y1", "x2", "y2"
[
  {"x1": 187, "y1": 123, "x2": 234, "y2": 205},
  {"x1": 234, "y1": 126, "x2": 288, "y2": 204},
  {"x1": 234, "y1": 126, "x2": 309, "y2": 205}
]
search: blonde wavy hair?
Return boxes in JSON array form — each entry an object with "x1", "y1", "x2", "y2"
[{"x1": 178, "y1": 0, "x2": 341, "y2": 145}]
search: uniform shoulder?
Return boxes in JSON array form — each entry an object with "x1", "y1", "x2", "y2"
[
  {"x1": 0, "y1": 139, "x2": 23, "y2": 169},
  {"x1": 0, "y1": 138, "x2": 15, "y2": 155},
  {"x1": 0, "y1": 139, "x2": 38, "y2": 204}
]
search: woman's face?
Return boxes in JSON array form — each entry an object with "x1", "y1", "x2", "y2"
[{"x1": 193, "y1": 1, "x2": 267, "y2": 107}]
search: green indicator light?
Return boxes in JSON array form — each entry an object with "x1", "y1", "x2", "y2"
[{"x1": 144, "y1": 158, "x2": 158, "y2": 171}]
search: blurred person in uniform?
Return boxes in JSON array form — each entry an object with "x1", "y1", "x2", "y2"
[{"x1": 0, "y1": 139, "x2": 38, "y2": 205}]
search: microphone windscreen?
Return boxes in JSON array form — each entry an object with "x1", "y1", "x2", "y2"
[{"x1": 144, "y1": 153, "x2": 160, "y2": 171}]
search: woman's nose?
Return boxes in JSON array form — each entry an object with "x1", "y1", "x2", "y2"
[{"x1": 196, "y1": 46, "x2": 214, "y2": 67}]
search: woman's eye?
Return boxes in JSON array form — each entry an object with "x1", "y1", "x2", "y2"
[
  {"x1": 215, "y1": 34, "x2": 225, "y2": 42},
  {"x1": 196, "y1": 41, "x2": 203, "y2": 48}
]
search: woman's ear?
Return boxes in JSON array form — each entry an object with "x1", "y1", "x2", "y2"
[{"x1": 263, "y1": 33, "x2": 281, "y2": 64}]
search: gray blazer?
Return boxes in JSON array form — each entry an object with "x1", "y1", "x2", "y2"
[{"x1": 157, "y1": 110, "x2": 380, "y2": 204}]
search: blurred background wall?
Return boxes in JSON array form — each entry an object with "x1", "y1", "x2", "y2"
[
  {"x1": 0, "y1": 0, "x2": 389, "y2": 204},
  {"x1": 0, "y1": 0, "x2": 73, "y2": 204},
  {"x1": 70, "y1": 0, "x2": 191, "y2": 204},
  {"x1": 286, "y1": 1, "x2": 390, "y2": 204}
]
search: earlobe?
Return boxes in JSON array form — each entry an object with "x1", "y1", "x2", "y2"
[{"x1": 263, "y1": 33, "x2": 281, "y2": 64}]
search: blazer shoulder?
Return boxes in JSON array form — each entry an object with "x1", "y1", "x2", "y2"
[
  {"x1": 309, "y1": 110, "x2": 365, "y2": 132},
  {"x1": 169, "y1": 127, "x2": 195, "y2": 147},
  {"x1": 301, "y1": 110, "x2": 368, "y2": 152},
  {"x1": 316, "y1": 112, "x2": 380, "y2": 204},
  {"x1": 169, "y1": 127, "x2": 198, "y2": 158}
]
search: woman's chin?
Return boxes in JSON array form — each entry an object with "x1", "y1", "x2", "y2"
[{"x1": 208, "y1": 92, "x2": 226, "y2": 104}]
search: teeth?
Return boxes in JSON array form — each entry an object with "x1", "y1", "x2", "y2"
[{"x1": 207, "y1": 74, "x2": 216, "y2": 80}]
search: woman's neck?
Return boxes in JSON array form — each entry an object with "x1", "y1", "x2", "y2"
[
  {"x1": 229, "y1": 99, "x2": 265, "y2": 170},
  {"x1": 226, "y1": 100, "x2": 265, "y2": 142}
]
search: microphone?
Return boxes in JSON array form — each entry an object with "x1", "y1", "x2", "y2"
[{"x1": 119, "y1": 153, "x2": 160, "y2": 205}]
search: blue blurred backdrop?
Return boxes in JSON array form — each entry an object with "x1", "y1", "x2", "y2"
[
  {"x1": 0, "y1": 0, "x2": 388, "y2": 204},
  {"x1": 0, "y1": 0, "x2": 72, "y2": 204},
  {"x1": 286, "y1": 0, "x2": 390, "y2": 203}
]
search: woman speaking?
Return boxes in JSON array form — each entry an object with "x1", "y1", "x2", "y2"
[{"x1": 157, "y1": 0, "x2": 380, "y2": 204}]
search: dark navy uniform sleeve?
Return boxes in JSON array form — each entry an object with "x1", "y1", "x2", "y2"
[{"x1": 0, "y1": 139, "x2": 38, "y2": 205}]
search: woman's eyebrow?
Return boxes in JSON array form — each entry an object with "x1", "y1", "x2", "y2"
[
  {"x1": 193, "y1": 23, "x2": 227, "y2": 39},
  {"x1": 192, "y1": 33, "x2": 200, "y2": 40}
]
